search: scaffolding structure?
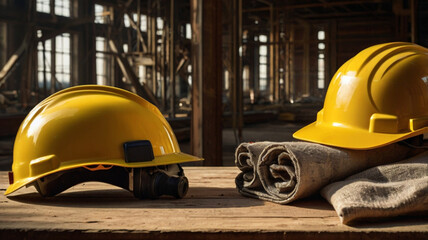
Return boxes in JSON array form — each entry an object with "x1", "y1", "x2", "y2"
[{"x1": 0, "y1": 0, "x2": 424, "y2": 165}]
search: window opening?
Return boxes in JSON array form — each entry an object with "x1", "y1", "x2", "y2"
[
  {"x1": 317, "y1": 30, "x2": 325, "y2": 89},
  {"x1": 37, "y1": 33, "x2": 71, "y2": 91},
  {"x1": 95, "y1": 4, "x2": 107, "y2": 24},
  {"x1": 36, "y1": 0, "x2": 70, "y2": 17},
  {"x1": 55, "y1": 0, "x2": 70, "y2": 17},
  {"x1": 259, "y1": 35, "x2": 268, "y2": 91},
  {"x1": 96, "y1": 37, "x2": 113, "y2": 86},
  {"x1": 36, "y1": 0, "x2": 50, "y2": 14}
]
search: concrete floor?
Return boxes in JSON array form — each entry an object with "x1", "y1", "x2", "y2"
[{"x1": 0, "y1": 122, "x2": 307, "y2": 170}]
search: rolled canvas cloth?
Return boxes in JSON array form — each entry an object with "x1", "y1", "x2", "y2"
[
  {"x1": 235, "y1": 142, "x2": 274, "y2": 189},
  {"x1": 235, "y1": 141, "x2": 422, "y2": 204},
  {"x1": 321, "y1": 151, "x2": 428, "y2": 224},
  {"x1": 235, "y1": 142, "x2": 276, "y2": 200}
]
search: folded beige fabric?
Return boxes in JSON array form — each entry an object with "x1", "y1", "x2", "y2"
[
  {"x1": 321, "y1": 151, "x2": 428, "y2": 224},
  {"x1": 235, "y1": 141, "x2": 421, "y2": 204}
]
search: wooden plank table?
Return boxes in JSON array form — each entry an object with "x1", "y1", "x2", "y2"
[{"x1": 0, "y1": 167, "x2": 427, "y2": 240}]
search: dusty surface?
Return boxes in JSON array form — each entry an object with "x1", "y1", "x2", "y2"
[{"x1": 0, "y1": 167, "x2": 427, "y2": 239}]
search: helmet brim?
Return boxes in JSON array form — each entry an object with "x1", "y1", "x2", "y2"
[
  {"x1": 293, "y1": 122, "x2": 428, "y2": 150},
  {"x1": 5, "y1": 152, "x2": 203, "y2": 196}
]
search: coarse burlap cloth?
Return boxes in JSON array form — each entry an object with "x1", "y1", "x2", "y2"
[
  {"x1": 321, "y1": 150, "x2": 428, "y2": 224},
  {"x1": 235, "y1": 141, "x2": 427, "y2": 223}
]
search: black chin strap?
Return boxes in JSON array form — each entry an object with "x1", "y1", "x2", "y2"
[
  {"x1": 33, "y1": 166, "x2": 129, "y2": 197},
  {"x1": 32, "y1": 164, "x2": 188, "y2": 199}
]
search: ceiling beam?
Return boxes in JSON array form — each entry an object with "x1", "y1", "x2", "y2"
[{"x1": 243, "y1": 0, "x2": 389, "y2": 12}]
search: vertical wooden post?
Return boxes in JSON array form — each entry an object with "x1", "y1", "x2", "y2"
[
  {"x1": 232, "y1": 0, "x2": 243, "y2": 143},
  {"x1": 50, "y1": 34, "x2": 56, "y2": 93},
  {"x1": 289, "y1": 24, "x2": 295, "y2": 102},
  {"x1": 269, "y1": 4, "x2": 275, "y2": 102},
  {"x1": 303, "y1": 21, "x2": 310, "y2": 97},
  {"x1": 19, "y1": 1, "x2": 32, "y2": 107},
  {"x1": 147, "y1": 0, "x2": 157, "y2": 94},
  {"x1": 77, "y1": 0, "x2": 96, "y2": 85},
  {"x1": 248, "y1": 31, "x2": 255, "y2": 104},
  {"x1": 161, "y1": 14, "x2": 167, "y2": 112},
  {"x1": 169, "y1": 0, "x2": 176, "y2": 118},
  {"x1": 410, "y1": 0, "x2": 416, "y2": 43},
  {"x1": 6, "y1": 1, "x2": 29, "y2": 101},
  {"x1": 190, "y1": 0, "x2": 222, "y2": 166},
  {"x1": 329, "y1": 20, "x2": 337, "y2": 88},
  {"x1": 273, "y1": 10, "x2": 280, "y2": 102}
]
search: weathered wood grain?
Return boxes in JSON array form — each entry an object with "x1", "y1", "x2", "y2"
[{"x1": 0, "y1": 167, "x2": 427, "y2": 240}]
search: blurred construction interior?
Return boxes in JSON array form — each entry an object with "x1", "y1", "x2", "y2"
[{"x1": 0, "y1": 0, "x2": 427, "y2": 167}]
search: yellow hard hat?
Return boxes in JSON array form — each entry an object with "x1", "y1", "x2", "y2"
[
  {"x1": 6, "y1": 85, "x2": 202, "y2": 196},
  {"x1": 294, "y1": 42, "x2": 428, "y2": 149}
]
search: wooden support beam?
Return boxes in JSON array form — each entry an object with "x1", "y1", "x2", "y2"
[
  {"x1": 77, "y1": 0, "x2": 96, "y2": 86},
  {"x1": 328, "y1": 20, "x2": 337, "y2": 88},
  {"x1": 169, "y1": 0, "x2": 176, "y2": 118},
  {"x1": 269, "y1": 3, "x2": 275, "y2": 102},
  {"x1": 147, "y1": 1, "x2": 157, "y2": 96},
  {"x1": 410, "y1": 0, "x2": 416, "y2": 43},
  {"x1": 124, "y1": 12, "x2": 148, "y2": 53},
  {"x1": 303, "y1": 21, "x2": 310, "y2": 96},
  {"x1": 243, "y1": 0, "x2": 382, "y2": 12},
  {"x1": 109, "y1": 39, "x2": 159, "y2": 107},
  {"x1": 190, "y1": 0, "x2": 222, "y2": 166},
  {"x1": 289, "y1": 24, "x2": 295, "y2": 102},
  {"x1": 0, "y1": 33, "x2": 29, "y2": 88},
  {"x1": 274, "y1": 11, "x2": 280, "y2": 102},
  {"x1": 285, "y1": 25, "x2": 291, "y2": 102},
  {"x1": 230, "y1": 0, "x2": 243, "y2": 144},
  {"x1": 247, "y1": 31, "x2": 256, "y2": 104}
]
